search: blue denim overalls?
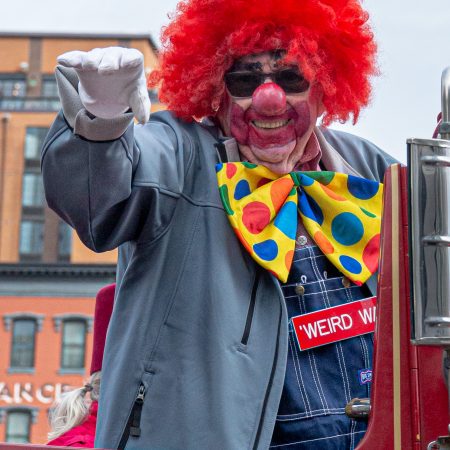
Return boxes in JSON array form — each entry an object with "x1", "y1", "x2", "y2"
[{"x1": 270, "y1": 245, "x2": 373, "y2": 449}]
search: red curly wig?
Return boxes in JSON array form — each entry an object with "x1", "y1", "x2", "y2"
[{"x1": 149, "y1": 0, "x2": 377, "y2": 125}]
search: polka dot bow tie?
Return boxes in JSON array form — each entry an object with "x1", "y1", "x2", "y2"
[{"x1": 216, "y1": 162, "x2": 383, "y2": 285}]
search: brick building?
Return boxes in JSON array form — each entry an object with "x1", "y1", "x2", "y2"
[{"x1": 0, "y1": 33, "x2": 160, "y2": 444}]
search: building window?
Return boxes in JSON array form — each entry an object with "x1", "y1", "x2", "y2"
[
  {"x1": 20, "y1": 127, "x2": 72, "y2": 263},
  {"x1": 20, "y1": 128, "x2": 46, "y2": 262},
  {"x1": 4, "y1": 410, "x2": 31, "y2": 443},
  {"x1": 0, "y1": 74, "x2": 27, "y2": 111},
  {"x1": 0, "y1": 74, "x2": 26, "y2": 97},
  {"x1": 41, "y1": 75, "x2": 59, "y2": 98},
  {"x1": 61, "y1": 320, "x2": 87, "y2": 370},
  {"x1": 53, "y1": 315, "x2": 92, "y2": 373},
  {"x1": 0, "y1": 73, "x2": 59, "y2": 111},
  {"x1": 24, "y1": 127, "x2": 48, "y2": 161},
  {"x1": 39, "y1": 75, "x2": 61, "y2": 111},
  {"x1": 3, "y1": 314, "x2": 43, "y2": 373},
  {"x1": 10, "y1": 319, "x2": 37, "y2": 369},
  {"x1": 22, "y1": 173, "x2": 45, "y2": 207},
  {"x1": 58, "y1": 221, "x2": 72, "y2": 262},
  {"x1": 19, "y1": 220, "x2": 44, "y2": 258}
]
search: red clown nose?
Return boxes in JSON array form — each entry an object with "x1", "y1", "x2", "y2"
[{"x1": 252, "y1": 82, "x2": 287, "y2": 115}]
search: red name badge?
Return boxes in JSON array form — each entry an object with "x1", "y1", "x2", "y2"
[{"x1": 291, "y1": 297, "x2": 377, "y2": 351}]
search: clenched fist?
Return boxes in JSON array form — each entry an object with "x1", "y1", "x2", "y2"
[{"x1": 57, "y1": 47, "x2": 151, "y2": 124}]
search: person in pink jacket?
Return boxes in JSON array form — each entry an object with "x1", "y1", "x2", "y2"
[{"x1": 47, "y1": 284, "x2": 115, "y2": 447}]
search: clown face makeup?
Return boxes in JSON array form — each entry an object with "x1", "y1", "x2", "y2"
[{"x1": 217, "y1": 52, "x2": 324, "y2": 174}]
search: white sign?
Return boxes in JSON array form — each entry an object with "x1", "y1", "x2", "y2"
[{"x1": 0, "y1": 382, "x2": 72, "y2": 405}]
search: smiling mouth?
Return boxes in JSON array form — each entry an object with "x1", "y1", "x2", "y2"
[{"x1": 252, "y1": 119, "x2": 291, "y2": 129}]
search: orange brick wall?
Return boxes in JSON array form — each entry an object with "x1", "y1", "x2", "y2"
[
  {"x1": 0, "y1": 295, "x2": 95, "y2": 444},
  {"x1": 0, "y1": 39, "x2": 29, "y2": 73},
  {"x1": 41, "y1": 39, "x2": 122, "y2": 74},
  {"x1": 130, "y1": 39, "x2": 159, "y2": 72},
  {"x1": 0, "y1": 35, "x2": 161, "y2": 265},
  {"x1": 71, "y1": 233, "x2": 118, "y2": 264},
  {"x1": 0, "y1": 34, "x2": 162, "y2": 445},
  {"x1": 0, "y1": 113, "x2": 54, "y2": 263}
]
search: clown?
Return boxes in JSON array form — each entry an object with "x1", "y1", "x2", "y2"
[{"x1": 42, "y1": 0, "x2": 396, "y2": 449}]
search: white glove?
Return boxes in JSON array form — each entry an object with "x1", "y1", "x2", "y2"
[{"x1": 57, "y1": 47, "x2": 151, "y2": 124}]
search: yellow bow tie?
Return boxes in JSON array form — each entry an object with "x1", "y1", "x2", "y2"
[{"x1": 216, "y1": 162, "x2": 383, "y2": 284}]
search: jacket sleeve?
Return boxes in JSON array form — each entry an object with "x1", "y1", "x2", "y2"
[{"x1": 41, "y1": 67, "x2": 193, "y2": 252}]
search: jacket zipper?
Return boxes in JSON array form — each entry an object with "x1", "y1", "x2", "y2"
[
  {"x1": 253, "y1": 274, "x2": 286, "y2": 449},
  {"x1": 241, "y1": 269, "x2": 260, "y2": 345},
  {"x1": 117, "y1": 383, "x2": 146, "y2": 449}
]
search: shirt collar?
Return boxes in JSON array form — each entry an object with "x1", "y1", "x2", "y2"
[{"x1": 314, "y1": 126, "x2": 362, "y2": 177}]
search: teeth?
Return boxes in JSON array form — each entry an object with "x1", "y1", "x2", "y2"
[{"x1": 253, "y1": 119, "x2": 290, "y2": 129}]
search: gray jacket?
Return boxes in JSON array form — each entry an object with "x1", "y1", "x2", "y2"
[{"x1": 41, "y1": 67, "x2": 396, "y2": 450}]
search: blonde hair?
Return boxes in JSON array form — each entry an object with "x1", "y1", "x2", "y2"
[{"x1": 48, "y1": 371, "x2": 101, "y2": 440}]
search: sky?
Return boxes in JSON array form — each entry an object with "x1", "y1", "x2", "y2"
[{"x1": 1, "y1": 0, "x2": 450, "y2": 163}]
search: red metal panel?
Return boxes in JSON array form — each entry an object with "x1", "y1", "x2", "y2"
[
  {"x1": 417, "y1": 347, "x2": 449, "y2": 448},
  {"x1": 356, "y1": 165, "x2": 449, "y2": 449},
  {"x1": 356, "y1": 165, "x2": 398, "y2": 449}
]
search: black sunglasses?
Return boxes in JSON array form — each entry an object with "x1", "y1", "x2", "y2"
[{"x1": 224, "y1": 68, "x2": 310, "y2": 98}]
